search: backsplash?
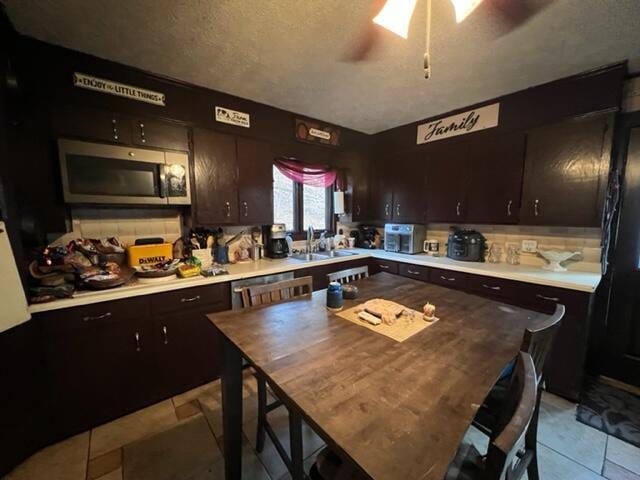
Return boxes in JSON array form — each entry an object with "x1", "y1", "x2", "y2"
[
  {"x1": 49, "y1": 208, "x2": 185, "y2": 247},
  {"x1": 339, "y1": 222, "x2": 602, "y2": 273}
]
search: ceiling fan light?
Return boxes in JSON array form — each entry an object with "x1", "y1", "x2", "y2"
[
  {"x1": 372, "y1": 0, "x2": 418, "y2": 39},
  {"x1": 450, "y1": 0, "x2": 483, "y2": 23}
]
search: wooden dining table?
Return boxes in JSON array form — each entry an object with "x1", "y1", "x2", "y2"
[{"x1": 207, "y1": 272, "x2": 545, "y2": 480}]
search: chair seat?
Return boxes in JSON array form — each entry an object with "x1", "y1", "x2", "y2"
[{"x1": 444, "y1": 443, "x2": 485, "y2": 480}]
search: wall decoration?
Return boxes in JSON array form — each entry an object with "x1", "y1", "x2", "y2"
[
  {"x1": 214, "y1": 106, "x2": 251, "y2": 128},
  {"x1": 416, "y1": 102, "x2": 500, "y2": 144},
  {"x1": 295, "y1": 118, "x2": 341, "y2": 147},
  {"x1": 73, "y1": 72, "x2": 166, "y2": 106}
]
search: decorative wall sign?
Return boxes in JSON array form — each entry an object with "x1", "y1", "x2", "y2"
[
  {"x1": 416, "y1": 102, "x2": 500, "y2": 145},
  {"x1": 215, "y1": 106, "x2": 251, "y2": 128},
  {"x1": 73, "y1": 72, "x2": 166, "y2": 106},
  {"x1": 295, "y1": 118, "x2": 340, "y2": 147}
]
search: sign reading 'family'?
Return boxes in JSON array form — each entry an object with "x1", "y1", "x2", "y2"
[
  {"x1": 215, "y1": 106, "x2": 251, "y2": 128},
  {"x1": 416, "y1": 103, "x2": 500, "y2": 145},
  {"x1": 73, "y1": 73, "x2": 166, "y2": 106}
]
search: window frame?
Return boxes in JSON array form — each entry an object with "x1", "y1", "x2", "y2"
[{"x1": 273, "y1": 167, "x2": 335, "y2": 239}]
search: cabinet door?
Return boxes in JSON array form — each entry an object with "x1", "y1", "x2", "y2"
[
  {"x1": 51, "y1": 105, "x2": 132, "y2": 144},
  {"x1": 39, "y1": 297, "x2": 154, "y2": 437},
  {"x1": 392, "y1": 150, "x2": 428, "y2": 223},
  {"x1": 465, "y1": 133, "x2": 526, "y2": 224},
  {"x1": 131, "y1": 117, "x2": 189, "y2": 151},
  {"x1": 153, "y1": 306, "x2": 224, "y2": 399},
  {"x1": 426, "y1": 142, "x2": 469, "y2": 222},
  {"x1": 372, "y1": 158, "x2": 394, "y2": 223},
  {"x1": 193, "y1": 128, "x2": 239, "y2": 225},
  {"x1": 520, "y1": 116, "x2": 611, "y2": 226},
  {"x1": 236, "y1": 137, "x2": 275, "y2": 225},
  {"x1": 338, "y1": 150, "x2": 370, "y2": 222}
]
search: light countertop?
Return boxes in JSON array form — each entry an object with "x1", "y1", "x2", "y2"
[{"x1": 28, "y1": 249, "x2": 601, "y2": 314}]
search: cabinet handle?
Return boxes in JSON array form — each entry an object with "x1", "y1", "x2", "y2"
[
  {"x1": 440, "y1": 275, "x2": 456, "y2": 282},
  {"x1": 396, "y1": 203, "x2": 401, "y2": 217},
  {"x1": 242, "y1": 201, "x2": 249, "y2": 217},
  {"x1": 139, "y1": 122, "x2": 146, "y2": 143},
  {"x1": 111, "y1": 119, "x2": 119, "y2": 141},
  {"x1": 180, "y1": 295, "x2": 201, "y2": 303},
  {"x1": 534, "y1": 199, "x2": 540, "y2": 217},
  {"x1": 134, "y1": 332, "x2": 141, "y2": 352},
  {"x1": 225, "y1": 201, "x2": 231, "y2": 217},
  {"x1": 384, "y1": 203, "x2": 390, "y2": 218},
  {"x1": 407, "y1": 269, "x2": 420, "y2": 275},
  {"x1": 379, "y1": 264, "x2": 390, "y2": 269},
  {"x1": 82, "y1": 312, "x2": 112, "y2": 322},
  {"x1": 482, "y1": 284, "x2": 501, "y2": 291},
  {"x1": 536, "y1": 293, "x2": 560, "y2": 302},
  {"x1": 507, "y1": 200, "x2": 512, "y2": 217},
  {"x1": 162, "y1": 325, "x2": 168, "y2": 345},
  {"x1": 456, "y1": 201, "x2": 461, "y2": 217}
]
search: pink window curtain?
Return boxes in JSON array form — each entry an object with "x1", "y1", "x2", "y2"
[{"x1": 274, "y1": 157, "x2": 338, "y2": 188}]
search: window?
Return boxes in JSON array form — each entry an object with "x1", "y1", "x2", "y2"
[{"x1": 273, "y1": 165, "x2": 332, "y2": 234}]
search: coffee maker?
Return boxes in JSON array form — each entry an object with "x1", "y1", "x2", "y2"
[
  {"x1": 352, "y1": 226, "x2": 379, "y2": 249},
  {"x1": 262, "y1": 224, "x2": 289, "y2": 259}
]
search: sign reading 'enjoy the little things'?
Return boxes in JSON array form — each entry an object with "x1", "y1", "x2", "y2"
[
  {"x1": 416, "y1": 103, "x2": 500, "y2": 145},
  {"x1": 73, "y1": 73, "x2": 166, "y2": 106}
]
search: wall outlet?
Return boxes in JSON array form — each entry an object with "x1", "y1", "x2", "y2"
[{"x1": 521, "y1": 239, "x2": 538, "y2": 253}]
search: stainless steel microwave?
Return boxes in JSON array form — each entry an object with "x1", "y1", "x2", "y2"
[{"x1": 58, "y1": 139, "x2": 191, "y2": 205}]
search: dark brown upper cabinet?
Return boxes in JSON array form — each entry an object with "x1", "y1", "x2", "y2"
[
  {"x1": 336, "y1": 150, "x2": 370, "y2": 222},
  {"x1": 130, "y1": 117, "x2": 189, "y2": 151},
  {"x1": 371, "y1": 158, "x2": 395, "y2": 223},
  {"x1": 193, "y1": 128, "x2": 239, "y2": 225},
  {"x1": 520, "y1": 115, "x2": 612, "y2": 227},
  {"x1": 236, "y1": 137, "x2": 275, "y2": 225},
  {"x1": 392, "y1": 150, "x2": 428, "y2": 224},
  {"x1": 52, "y1": 105, "x2": 132, "y2": 145},
  {"x1": 465, "y1": 132, "x2": 526, "y2": 224},
  {"x1": 426, "y1": 141, "x2": 469, "y2": 223}
]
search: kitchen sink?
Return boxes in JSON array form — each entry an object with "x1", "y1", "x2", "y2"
[{"x1": 289, "y1": 251, "x2": 358, "y2": 261}]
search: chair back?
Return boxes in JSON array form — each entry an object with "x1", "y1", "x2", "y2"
[
  {"x1": 240, "y1": 276, "x2": 313, "y2": 308},
  {"x1": 521, "y1": 304, "x2": 565, "y2": 384},
  {"x1": 484, "y1": 352, "x2": 537, "y2": 480},
  {"x1": 327, "y1": 266, "x2": 369, "y2": 285}
]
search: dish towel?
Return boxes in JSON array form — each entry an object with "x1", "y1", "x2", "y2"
[{"x1": 0, "y1": 222, "x2": 30, "y2": 333}]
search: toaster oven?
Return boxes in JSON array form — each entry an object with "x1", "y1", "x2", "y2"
[{"x1": 384, "y1": 224, "x2": 426, "y2": 255}]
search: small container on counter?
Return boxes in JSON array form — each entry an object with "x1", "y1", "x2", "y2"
[
  {"x1": 342, "y1": 284, "x2": 359, "y2": 300},
  {"x1": 326, "y1": 281, "x2": 344, "y2": 310}
]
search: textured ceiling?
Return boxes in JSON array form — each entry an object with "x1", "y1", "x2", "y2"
[{"x1": 4, "y1": 0, "x2": 640, "y2": 133}]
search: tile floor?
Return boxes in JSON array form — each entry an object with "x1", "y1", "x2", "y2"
[{"x1": 4, "y1": 371, "x2": 640, "y2": 480}]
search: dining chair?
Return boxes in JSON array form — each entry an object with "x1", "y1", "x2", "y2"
[
  {"x1": 310, "y1": 352, "x2": 538, "y2": 480},
  {"x1": 472, "y1": 303, "x2": 565, "y2": 480},
  {"x1": 239, "y1": 276, "x2": 313, "y2": 477},
  {"x1": 326, "y1": 265, "x2": 369, "y2": 284}
]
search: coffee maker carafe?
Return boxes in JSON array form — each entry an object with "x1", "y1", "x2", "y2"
[{"x1": 262, "y1": 224, "x2": 289, "y2": 259}]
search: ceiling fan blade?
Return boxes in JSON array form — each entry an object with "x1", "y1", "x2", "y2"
[{"x1": 342, "y1": 0, "x2": 387, "y2": 62}]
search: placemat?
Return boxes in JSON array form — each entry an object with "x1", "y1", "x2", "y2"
[{"x1": 336, "y1": 304, "x2": 439, "y2": 342}]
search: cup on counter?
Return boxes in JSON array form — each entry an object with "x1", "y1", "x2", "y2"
[{"x1": 348, "y1": 237, "x2": 356, "y2": 248}]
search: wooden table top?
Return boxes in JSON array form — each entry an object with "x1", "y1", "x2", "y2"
[{"x1": 208, "y1": 273, "x2": 544, "y2": 479}]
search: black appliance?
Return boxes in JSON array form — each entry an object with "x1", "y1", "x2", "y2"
[
  {"x1": 352, "y1": 226, "x2": 378, "y2": 249},
  {"x1": 447, "y1": 230, "x2": 486, "y2": 262},
  {"x1": 262, "y1": 224, "x2": 289, "y2": 259}
]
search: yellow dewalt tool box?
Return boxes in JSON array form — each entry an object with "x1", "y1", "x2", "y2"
[{"x1": 127, "y1": 243, "x2": 173, "y2": 267}]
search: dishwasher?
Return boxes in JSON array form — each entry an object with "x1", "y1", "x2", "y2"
[{"x1": 230, "y1": 271, "x2": 294, "y2": 309}]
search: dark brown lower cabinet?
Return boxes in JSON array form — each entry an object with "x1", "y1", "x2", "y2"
[
  {"x1": 294, "y1": 257, "x2": 371, "y2": 291},
  {"x1": 36, "y1": 283, "x2": 230, "y2": 441},
  {"x1": 369, "y1": 258, "x2": 592, "y2": 401}
]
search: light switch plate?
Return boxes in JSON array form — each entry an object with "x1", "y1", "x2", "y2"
[{"x1": 521, "y1": 240, "x2": 538, "y2": 253}]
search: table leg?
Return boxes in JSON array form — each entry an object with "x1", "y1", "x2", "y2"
[
  {"x1": 289, "y1": 408, "x2": 304, "y2": 480},
  {"x1": 222, "y1": 338, "x2": 243, "y2": 480}
]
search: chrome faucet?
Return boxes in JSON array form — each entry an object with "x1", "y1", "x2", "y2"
[{"x1": 306, "y1": 225, "x2": 315, "y2": 254}]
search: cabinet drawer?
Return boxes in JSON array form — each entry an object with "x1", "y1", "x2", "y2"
[
  {"x1": 516, "y1": 283, "x2": 588, "y2": 314},
  {"x1": 429, "y1": 268, "x2": 468, "y2": 289},
  {"x1": 398, "y1": 263, "x2": 429, "y2": 281},
  {"x1": 150, "y1": 283, "x2": 231, "y2": 315},
  {"x1": 373, "y1": 259, "x2": 399, "y2": 274},
  {"x1": 39, "y1": 296, "x2": 150, "y2": 336},
  {"x1": 467, "y1": 275, "x2": 518, "y2": 300}
]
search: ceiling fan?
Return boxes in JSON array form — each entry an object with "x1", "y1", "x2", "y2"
[{"x1": 345, "y1": 0, "x2": 552, "y2": 77}]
